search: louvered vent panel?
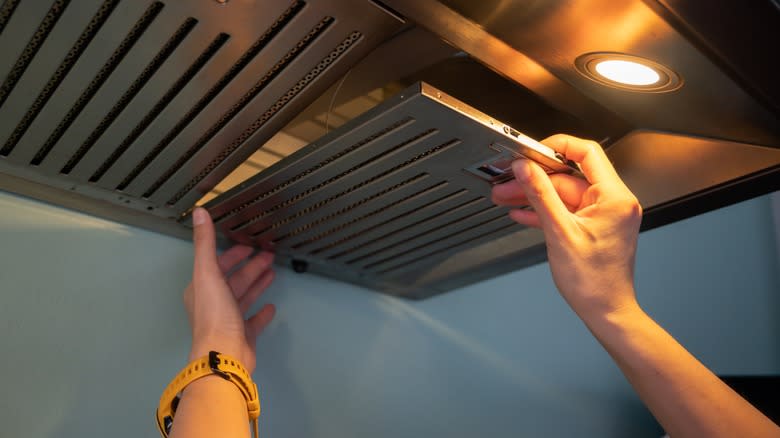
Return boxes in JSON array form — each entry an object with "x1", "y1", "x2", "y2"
[
  {"x1": 0, "y1": 0, "x2": 402, "y2": 221},
  {"x1": 0, "y1": 1, "x2": 543, "y2": 298},
  {"x1": 206, "y1": 83, "x2": 541, "y2": 298}
]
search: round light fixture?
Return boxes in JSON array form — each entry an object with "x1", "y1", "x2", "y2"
[
  {"x1": 575, "y1": 53, "x2": 682, "y2": 92},
  {"x1": 594, "y1": 60, "x2": 660, "y2": 86}
]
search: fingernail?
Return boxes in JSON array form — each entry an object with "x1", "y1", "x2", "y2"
[
  {"x1": 513, "y1": 159, "x2": 532, "y2": 182},
  {"x1": 192, "y1": 207, "x2": 206, "y2": 226}
]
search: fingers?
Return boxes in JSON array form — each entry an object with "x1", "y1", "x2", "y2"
[
  {"x1": 192, "y1": 208, "x2": 220, "y2": 276},
  {"x1": 247, "y1": 303, "x2": 276, "y2": 340},
  {"x1": 239, "y1": 269, "x2": 275, "y2": 313},
  {"x1": 492, "y1": 173, "x2": 589, "y2": 210},
  {"x1": 509, "y1": 208, "x2": 541, "y2": 228},
  {"x1": 217, "y1": 245, "x2": 254, "y2": 274},
  {"x1": 512, "y1": 159, "x2": 573, "y2": 235},
  {"x1": 229, "y1": 252, "x2": 274, "y2": 299},
  {"x1": 541, "y1": 134, "x2": 621, "y2": 186}
]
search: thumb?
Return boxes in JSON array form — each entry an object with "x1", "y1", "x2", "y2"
[
  {"x1": 192, "y1": 207, "x2": 220, "y2": 275},
  {"x1": 512, "y1": 159, "x2": 572, "y2": 235}
]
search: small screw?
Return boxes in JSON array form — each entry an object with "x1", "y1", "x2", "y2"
[{"x1": 291, "y1": 259, "x2": 308, "y2": 273}]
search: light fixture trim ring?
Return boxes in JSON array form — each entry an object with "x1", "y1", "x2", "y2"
[{"x1": 575, "y1": 52, "x2": 683, "y2": 93}]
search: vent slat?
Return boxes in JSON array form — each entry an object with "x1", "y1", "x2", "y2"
[
  {"x1": 0, "y1": 0, "x2": 70, "y2": 115},
  {"x1": 59, "y1": 16, "x2": 197, "y2": 175},
  {"x1": 144, "y1": 15, "x2": 337, "y2": 200},
  {"x1": 308, "y1": 189, "x2": 473, "y2": 257},
  {"x1": 122, "y1": 2, "x2": 308, "y2": 193},
  {"x1": 0, "y1": 1, "x2": 52, "y2": 82},
  {"x1": 217, "y1": 122, "x2": 428, "y2": 231},
  {"x1": 86, "y1": 25, "x2": 237, "y2": 189},
  {"x1": 345, "y1": 201, "x2": 499, "y2": 267},
  {"x1": 5, "y1": 1, "x2": 129, "y2": 159},
  {"x1": 249, "y1": 169, "x2": 433, "y2": 238},
  {"x1": 406, "y1": 227, "x2": 544, "y2": 292},
  {"x1": 212, "y1": 116, "x2": 416, "y2": 224},
  {"x1": 118, "y1": 0, "x2": 313, "y2": 197},
  {"x1": 376, "y1": 217, "x2": 518, "y2": 277},
  {"x1": 365, "y1": 211, "x2": 513, "y2": 273},
  {"x1": 29, "y1": 2, "x2": 164, "y2": 166},
  {"x1": 291, "y1": 183, "x2": 459, "y2": 251},
  {"x1": 160, "y1": 29, "x2": 365, "y2": 208},
  {"x1": 268, "y1": 174, "x2": 450, "y2": 243},
  {"x1": 0, "y1": 0, "x2": 84, "y2": 158},
  {"x1": 45, "y1": 7, "x2": 198, "y2": 175},
  {"x1": 247, "y1": 140, "x2": 461, "y2": 243},
  {"x1": 259, "y1": 173, "x2": 435, "y2": 243},
  {"x1": 233, "y1": 131, "x2": 443, "y2": 234},
  {"x1": 4, "y1": 0, "x2": 159, "y2": 164},
  {"x1": 0, "y1": 0, "x2": 21, "y2": 36},
  {"x1": 76, "y1": 29, "x2": 229, "y2": 182}
]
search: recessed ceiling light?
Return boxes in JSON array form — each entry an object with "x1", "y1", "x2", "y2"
[
  {"x1": 594, "y1": 59, "x2": 660, "y2": 86},
  {"x1": 575, "y1": 53, "x2": 682, "y2": 92}
]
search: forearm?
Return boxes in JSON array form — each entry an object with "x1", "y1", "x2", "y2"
[
  {"x1": 582, "y1": 298, "x2": 778, "y2": 438},
  {"x1": 169, "y1": 375, "x2": 250, "y2": 438}
]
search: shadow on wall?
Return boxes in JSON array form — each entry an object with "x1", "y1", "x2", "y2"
[
  {"x1": 634, "y1": 191, "x2": 780, "y2": 374},
  {"x1": 253, "y1": 265, "x2": 662, "y2": 438},
  {"x1": 255, "y1": 321, "x2": 315, "y2": 438},
  {"x1": 1, "y1": 190, "x2": 777, "y2": 438},
  {"x1": 0, "y1": 191, "x2": 194, "y2": 437}
]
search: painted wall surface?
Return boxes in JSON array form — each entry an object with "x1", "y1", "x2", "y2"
[{"x1": 0, "y1": 189, "x2": 777, "y2": 438}]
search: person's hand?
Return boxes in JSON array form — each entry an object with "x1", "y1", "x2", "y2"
[
  {"x1": 491, "y1": 134, "x2": 642, "y2": 322},
  {"x1": 183, "y1": 207, "x2": 276, "y2": 373},
  {"x1": 492, "y1": 135, "x2": 780, "y2": 438}
]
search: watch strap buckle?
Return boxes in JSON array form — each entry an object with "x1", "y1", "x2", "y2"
[{"x1": 208, "y1": 351, "x2": 231, "y2": 380}]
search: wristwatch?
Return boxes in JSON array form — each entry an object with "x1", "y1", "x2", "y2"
[{"x1": 156, "y1": 351, "x2": 260, "y2": 437}]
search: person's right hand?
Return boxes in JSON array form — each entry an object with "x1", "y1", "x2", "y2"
[{"x1": 491, "y1": 134, "x2": 643, "y2": 322}]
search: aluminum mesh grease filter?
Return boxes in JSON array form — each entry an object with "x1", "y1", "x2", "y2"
[{"x1": 206, "y1": 82, "x2": 547, "y2": 298}]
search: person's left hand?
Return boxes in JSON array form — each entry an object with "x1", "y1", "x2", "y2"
[{"x1": 183, "y1": 207, "x2": 276, "y2": 373}]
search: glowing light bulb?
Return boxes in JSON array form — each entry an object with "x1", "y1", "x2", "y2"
[{"x1": 594, "y1": 59, "x2": 660, "y2": 86}]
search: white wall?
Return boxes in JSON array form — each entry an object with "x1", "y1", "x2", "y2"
[{"x1": 0, "y1": 189, "x2": 777, "y2": 438}]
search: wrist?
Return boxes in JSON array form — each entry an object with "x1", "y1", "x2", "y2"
[
  {"x1": 189, "y1": 338, "x2": 249, "y2": 371},
  {"x1": 580, "y1": 299, "x2": 648, "y2": 339},
  {"x1": 564, "y1": 280, "x2": 640, "y2": 322}
]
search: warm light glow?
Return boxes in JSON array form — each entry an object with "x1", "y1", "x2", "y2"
[{"x1": 594, "y1": 59, "x2": 660, "y2": 86}]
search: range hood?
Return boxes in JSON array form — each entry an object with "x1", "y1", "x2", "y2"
[{"x1": 0, "y1": 0, "x2": 778, "y2": 299}]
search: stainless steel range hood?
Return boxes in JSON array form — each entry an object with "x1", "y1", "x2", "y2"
[
  {"x1": 0, "y1": 0, "x2": 778, "y2": 299},
  {"x1": 0, "y1": 0, "x2": 403, "y2": 236}
]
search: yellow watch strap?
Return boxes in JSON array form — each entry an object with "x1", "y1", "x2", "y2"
[{"x1": 156, "y1": 351, "x2": 260, "y2": 437}]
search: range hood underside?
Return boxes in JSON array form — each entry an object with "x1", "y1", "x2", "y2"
[{"x1": 0, "y1": 0, "x2": 778, "y2": 299}]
